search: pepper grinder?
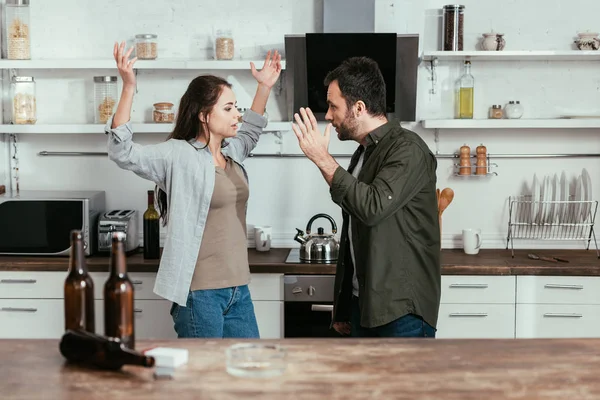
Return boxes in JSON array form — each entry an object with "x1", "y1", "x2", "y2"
[
  {"x1": 476, "y1": 144, "x2": 487, "y2": 175},
  {"x1": 459, "y1": 144, "x2": 471, "y2": 175}
]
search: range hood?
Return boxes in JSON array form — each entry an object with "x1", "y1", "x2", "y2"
[{"x1": 323, "y1": 0, "x2": 375, "y2": 33}]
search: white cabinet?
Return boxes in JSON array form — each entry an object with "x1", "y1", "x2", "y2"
[
  {"x1": 436, "y1": 276, "x2": 516, "y2": 339},
  {"x1": 249, "y1": 274, "x2": 284, "y2": 339},
  {"x1": 516, "y1": 276, "x2": 600, "y2": 338},
  {"x1": 0, "y1": 299, "x2": 64, "y2": 339},
  {"x1": 0, "y1": 271, "x2": 284, "y2": 339}
]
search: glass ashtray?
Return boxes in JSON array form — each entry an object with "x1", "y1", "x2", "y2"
[{"x1": 225, "y1": 343, "x2": 287, "y2": 378}]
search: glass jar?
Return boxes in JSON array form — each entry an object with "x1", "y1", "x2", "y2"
[
  {"x1": 5, "y1": 0, "x2": 31, "y2": 60},
  {"x1": 153, "y1": 102, "x2": 175, "y2": 123},
  {"x1": 489, "y1": 105, "x2": 503, "y2": 119},
  {"x1": 442, "y1": 4, "x2": 465, "y2": 51},
  {"x1": 94, "y1": 76, "x2": 118, "y2": 124},
  {"x1": 215, "y1": 29, "x2": 234, "y2": 60},
  {"x1": 11, "y1": 76, "x2": 36, "y2": 124},
  {"x1": 135, "y1": 34, "x2": 158, "y2": 60}
]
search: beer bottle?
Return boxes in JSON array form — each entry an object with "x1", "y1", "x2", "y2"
[
  {"x1": 59, "y1": 329, "x2": 154, "y2": 370},
  {"x1": 143, "y1": 189, "x2": 160, "y2": 259},
  {"x1": 104, "y1": 231, "x2": 135, "y2": 349},
  {"x1": 64, "y1": 230, "x2": 95, "y2": 333}
]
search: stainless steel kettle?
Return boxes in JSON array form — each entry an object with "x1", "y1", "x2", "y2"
[{"x1": 293, "y1": 213, "x2": 339, "y2": 263}]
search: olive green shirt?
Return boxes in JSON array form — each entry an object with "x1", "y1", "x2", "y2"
[{"x1": 330, "y1": 120, "x2": 441, "y2": 329}]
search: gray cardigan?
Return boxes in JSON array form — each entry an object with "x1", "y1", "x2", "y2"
[{"x1": 105, "y1": 110, "x2": 267, "y2": 306}]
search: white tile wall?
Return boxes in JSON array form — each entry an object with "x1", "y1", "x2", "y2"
[{"x1": 0, "y1": 0, "x2": 598, "y2": 249}]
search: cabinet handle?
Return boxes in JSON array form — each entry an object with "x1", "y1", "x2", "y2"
[
  {"x1": 311, "y1": 304, "x2": 333, "y2": 312},
  {"x1": 543, "y1": 313, "x2": 583, "y2": 318},
  {"x1": 449, "y1": 313, "x2": 488, "y2": 317},
  {"x1": 449, "y1": 284, "x2": 489, "y2": 289},
  {"x1": 131, "y1": 280, "x2": 143, "y2": 285},
  {"x1": 0, "y1": 279, "x2": 37, "y2": 284},
  {"x1": 544, "y1": 284, "x2": 584, "y2": 290},
  {"x1": 134, "y1": 308, "x2": 143, "y2": 313},
  {"x1": 1, "y1": 307, "x2": 37, "y2": 312}
]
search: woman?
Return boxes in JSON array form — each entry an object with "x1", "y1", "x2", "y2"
[{"x1": 106, "y1": 41, "x2": 282, "y2": 338}]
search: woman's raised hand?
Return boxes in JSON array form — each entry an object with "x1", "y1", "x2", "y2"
[
  {"x1": 250, "y1": 50, "x2": 282, "y2": 89},
  {"x1": 113, "y1": 41, "x2": 138, "y2": 87}
]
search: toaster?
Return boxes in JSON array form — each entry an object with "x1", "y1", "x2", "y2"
[{"x1": 98, "y1": 209, "x2": 139, "y2": 253}]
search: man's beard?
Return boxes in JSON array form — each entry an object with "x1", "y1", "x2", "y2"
[{"x1": 336, "y1": 111, "x2": 359, "y2": 141}]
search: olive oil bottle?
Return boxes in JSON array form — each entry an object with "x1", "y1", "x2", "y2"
[{"x1": 457, "y1": 60, "x2": 474, "y2": 119}]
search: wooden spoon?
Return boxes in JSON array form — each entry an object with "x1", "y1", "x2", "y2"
[{"x1": 438, "y1": 188, "x2": 455, "y2": 247}]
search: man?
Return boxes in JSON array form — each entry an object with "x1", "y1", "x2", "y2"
[{"x1": 291, "y1": 57, "x2": 440, "y2": 338}]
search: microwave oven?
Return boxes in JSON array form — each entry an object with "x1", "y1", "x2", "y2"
[{"x1": 0, "y1": 190, "x2": 106, "y2": 256}]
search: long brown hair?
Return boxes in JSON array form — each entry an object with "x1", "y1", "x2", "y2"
[{"x1": 156, "y1": 75, "x2": 231, "y2": 226}]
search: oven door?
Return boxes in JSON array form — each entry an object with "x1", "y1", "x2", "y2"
[
  {"x1": 283, "y1": 275, "x2": 342, "y2": 338},
  {"x1": 284, "y1": 302, "x2": 342, "y2": 337}
]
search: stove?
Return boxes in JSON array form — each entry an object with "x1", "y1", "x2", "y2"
[
  {"x1": 285, "y1": 248, "x2": 302, "y2": 263},
  {"x1": 284, "y1": 248, "x2": 337, "y2": 264}
]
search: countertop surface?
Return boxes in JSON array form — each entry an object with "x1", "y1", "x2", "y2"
[
  {"x1": 1, "y1": 338, "x2": 600, "y2": 399},
  {"x1": 0, "y1": 248, "x2": 598, "y2": 275}
]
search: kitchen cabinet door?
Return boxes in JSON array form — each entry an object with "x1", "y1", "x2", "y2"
[
  {"x1": 254, "y1": 300, "x2": 283, "y2": 339},
  {"x1": 516, "y1": 304, "x2": 600, "y2": 338},
  {"x1": 0, "y1": 299, "x2": 64, "y2": 338},
  {"x1": 441, "y1": 276, "x2": 516, "y2": 304},
  {"x1": 94, "y1": 299, "x2": 177, "y2": 340},
  {"x1": 436, "y1": 303, "x2": 516, "y2": 339}
]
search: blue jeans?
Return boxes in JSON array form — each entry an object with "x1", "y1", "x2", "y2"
[
  {"x1": 351, "y1": 296, "x2": 436, "y2": 338},
  {"x1": 170, "y1": 285, "x2": 260, "y2": 338}
]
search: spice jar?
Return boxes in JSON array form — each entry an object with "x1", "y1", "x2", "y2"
[
  {"x1": 215, "y1": 29, "x2": 234, "y2": 60},
  {"x1": 442, "y1": 5, "x2": 465, "y2": 51},
  {"x1": 489, "y1": 105, "x2": 503, "y2": 119},
  {"x1": 94, "y1": 76, "x2": 118, "y2": 124},
  {"x1": 153, "y1": 102, "x2": 175, "y2": 123},
  {"x1": 135, "y1": 34, "x2": 158, "y2": 60},
  {"x1": 11, "y1": 76, "x2": 36, "y2": 124},
  {"x1": 5, "y1": 0, "x2": 31, "y2": 60}
]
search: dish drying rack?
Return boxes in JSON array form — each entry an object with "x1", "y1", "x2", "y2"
[{"x1": 506, "y1": 195, "x2": 599, "y2": 257}]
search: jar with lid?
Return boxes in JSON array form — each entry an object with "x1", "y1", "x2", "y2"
[
  {"x1": 5, "y1": 0, "x2": 31, "y2": 60},
  {"x1": 153, "y1": 102, "x2": 175, "y2": 123},
  {"x1": 94, "y1": 76, "x2": 118, "y2": 124},
  {"x1": 11, "y1": 76, "x2": 36, "y2": 124},
  {"x1": 489, "y1": 105, "x2": 503, "y2": 119},
  {"x1": 135, "y1": 34, "x2": 158, "y2": 60},
  {"x1": 442, "y1": 5, "x2": 465, "y2": 51},
  {"x1": 215, "y1": 29, "x2": 234, "y2": 60}
]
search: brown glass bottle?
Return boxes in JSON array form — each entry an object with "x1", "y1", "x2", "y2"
[
  {"x1": 104, "y1": 231, "x2": 135, "y2": 349},
  {"x1": 143, "y1": 190, "x2": 160, "y2": 259},
  {"x1": 59, "y1": 329, "x2": 154, "y2": 371},
  {"x1": 64, "y1": 230, "x2": 95, "y2": 333}
]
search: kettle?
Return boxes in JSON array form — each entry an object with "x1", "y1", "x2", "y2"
[{"x1": 294, "y1": 213, "x2": 339, "y2": 263}]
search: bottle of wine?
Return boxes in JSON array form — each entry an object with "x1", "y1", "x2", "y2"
[
  {"x1": 104, "y1": 231, "x2": 135, "y2": 349},
  {"x1": 59, "y1": 329, "x2": 154, "y2": 370},
  {"x1": 64, "y1": 230, "x2": 95, "y2": 333},
  {"x1": 143, "y1": 189, "x2": 160, "y2": 259}
]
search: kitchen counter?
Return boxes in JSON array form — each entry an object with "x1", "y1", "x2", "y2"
[
  {"x1": 0, "y1": 248, "x2": 598, "y2": 275},
  {"x1": 1, "y1": 338, "x2": 600, "y2": 399}
]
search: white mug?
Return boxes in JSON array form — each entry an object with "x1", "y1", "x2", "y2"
[
  {"x1": 254, "y1": 226, "x2": 272, "y2": 252},
  {"x1": 462, "y1": 228, "x2": 482, "y2": 255}
]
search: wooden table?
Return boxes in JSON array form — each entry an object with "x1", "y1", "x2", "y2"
[{"x1": 2, "y1": 338, "x2": 600, "y2": 399}]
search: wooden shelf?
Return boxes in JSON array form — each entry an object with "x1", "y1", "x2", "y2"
[
  {"x1": 0, "y1": 58, "x2": 286, "y2": 70},
  {"x1": 421, "y1": 119, "x2": 600, "y2": 129},
  {"x1": 0, "y1": 122, "x2": 292, "y2": 134},
  {"x1": 422, "y1": 51, "x2": 600, "y2": 62}
]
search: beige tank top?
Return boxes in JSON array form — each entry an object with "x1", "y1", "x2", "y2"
[{"x1": 190, "y1": 157, "x2": 250, "y2": 291}]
